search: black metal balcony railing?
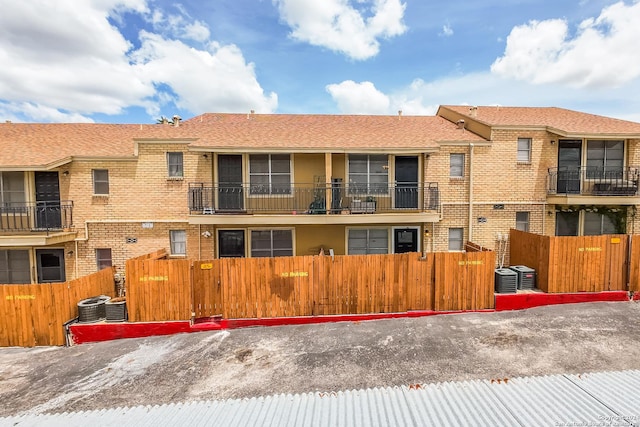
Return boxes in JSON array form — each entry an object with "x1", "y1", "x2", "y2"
[
  {"x1": 0, "y1": 201, "x2": 73, "y2": 232},
  {"x1": 547, "y1": 167, "x2": 640, "y2": 196},
  {"x1": 189, "y1": 183, "x2": 439, "y2": 214}
]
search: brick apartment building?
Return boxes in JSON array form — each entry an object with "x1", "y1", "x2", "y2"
[{"x1": 2, "y1": 105, "x2": 640, "y2": 284}]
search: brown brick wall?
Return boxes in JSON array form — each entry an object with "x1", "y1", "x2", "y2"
[
  {"x1": 70, "y1": 221, "x2": 216, "y2": 278},
  {"x1": 58, "y1": 143, "x2": 211, "y2": 236}
]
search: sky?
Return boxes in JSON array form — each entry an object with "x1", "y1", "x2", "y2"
[{"x1": 1, "y1": 0, "x2": 640, "y2": 124}]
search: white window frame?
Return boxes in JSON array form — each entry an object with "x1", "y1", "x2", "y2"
[
  {"x1": 169, "y1": 230, "x2": 187, "y2": 256},
  {"x1": 95, "y1": 248, "x2": 113, "y2": 271},
  {"x1": 249, "y1": 228, "x2": 294, "y2": 258},
  {"x1": 346, "y1": 227, "x2": 389, "y2": 255},
  {"x1": 347, "y1": 154, "x2": 389, "y2": 196},
  {"x1": 167, "y1": 152, "x2": 184, "y2": 178},
  {"x1": 248, "y1": 154, "x2": 292, "y2": 195},
  {"x1": 515, "y1": 212, "x2": 530, "y2": 232},
  {"x1": 448, "y1": 228, "x2": 464, "y2": 251},
  {"x1": 92, "y1": 169, "x2": 109, "y2": 195},
  {"x1": 450, "y1": 154, "x2": 464, "y2": 178},
  {"x1": 517, "y1": 138, "x2": 532, "y2": 163}
]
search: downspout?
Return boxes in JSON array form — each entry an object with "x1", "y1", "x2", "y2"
[
  {"x1": 468, "y1": 144, "x2": 474, "y2": 244},
  {"x1": 198, "y1": 224, "x2": 202, "y2": 259},
  {"x1": 74, "y1": 240, "x2": 79, "y2": 280}
]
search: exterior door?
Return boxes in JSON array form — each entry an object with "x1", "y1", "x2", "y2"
[
  {"x1": 36, "y1": 249, "x2": 65, "y2": 283},
  {"x1": 395, "y1": 156, "x2": 419, "y2": 208},
  {"x1": 394, "y1": 228, "x2": 418, "y2": 253},
  {"x1": 217, "y1": 155, "x2": 244, "y2": 211},
  {"x1": 557, "y1": 140, "x2": 582, "y2": 194},
  {"x1": 35, "y1": 172, "x2": 61, "y2": 229},
  {"x1": 218, "y1": 230, "x2": 245, "y2": 258}
]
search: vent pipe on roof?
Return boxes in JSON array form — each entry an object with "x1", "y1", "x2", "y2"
[
  {"x1": 247, "y1": 110, "x2": 255, "y2": 120},
  {"x1": 457, "y1": 119, "x2": 465, "y2": 130},
  {"x1": 172, "y1": 115, "x2": 181, "y2": 127},
  {"x1": 469, "y1": 106, "x2": 478, "y2": 118},
  {"x1": 398, "y1": 110, "x2": 402, "y2": 119}
]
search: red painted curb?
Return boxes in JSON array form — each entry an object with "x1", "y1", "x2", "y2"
[
  {"x1": 69, "y1": 291, "x2": 633, "y2": 345},
  {"x1": 495, "y1": 291, "x2": 630, "y2": 311},
  {"x1": 70, "y1": 321, "x2": 193, "y2": 344},
  {"x1": 216, "y1": 309, "x2": 495, "y2": 330},
  {"x1": 70, "y1": 310, "x2": 494, "y2": 344}
]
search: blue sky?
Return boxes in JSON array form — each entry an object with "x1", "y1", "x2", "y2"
[{"x1": 1, "y1": 0, "x2": 640, "y2": 123}]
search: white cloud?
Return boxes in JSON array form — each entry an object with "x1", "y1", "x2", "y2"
[
  {"x1": 274, "y1": 0, "x2": 407, "y2": 60},
  {"x1": 440, "y1": 23, "x2": 453, "y2": 37},
  {"x1": 0, "y1": 0, "x2": 276, "y2": 122},
  {"x1": 491, "y1": 1, "x2": 640, "y2": 89},
  {"x1": 133, "y1": 32, "x2": 277, "y2": 114},
  {"x1": 327, "y1": 73, "x2": 640, "y2": 122},
  {"x1": 326, "y1": 80, "x2": 390, "y2": 113},
  {"x1": 149, "y1": 9, "x2": 211, "y2": 42}
]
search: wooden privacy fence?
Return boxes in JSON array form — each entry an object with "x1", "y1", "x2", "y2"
[
  {"x1": 126, "y1": 251, "x2": 496, "y2": 322},
  {"x1": 509, "y1": 229, "x2": 630, "y2": 293},
  {"x1": 626, "y1": 235, "x2": 640, "y2": 292},
  {"x1": 0, "y1": 267, "x2": 116, "y2": 347}
]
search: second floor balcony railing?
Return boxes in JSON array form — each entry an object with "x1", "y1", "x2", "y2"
[
  {"x1": 0, "y1": 201, "x2": 73, "y2": 232},
  {"x1": 189, "y1": 183, "x2": 439, "y2": 215},
  {"x1": 547, "y1": 166, "x2": 640, "y2": 196}
]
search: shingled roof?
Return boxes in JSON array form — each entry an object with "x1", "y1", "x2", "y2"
[
  {"x1": 0, "y1": 123, "x2": 193, "y2": 168},
  {"x1": 0, "y1": 113, "x2": 485, "y2": 168},
  {"x1": 183, "y1": 113, "x2": 485, "y2": 151},
  {"x1": 439, "y1": 105, "x2": 640, "y2": 136}
]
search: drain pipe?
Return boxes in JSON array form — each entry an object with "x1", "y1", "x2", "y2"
[{"x1": 468, "y1": 144, "x2": 475, "y2": 244}]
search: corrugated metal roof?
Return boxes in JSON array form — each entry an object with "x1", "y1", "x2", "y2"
[{"x1": 2, "y1": 370, "x2": 639, "y2": 427}]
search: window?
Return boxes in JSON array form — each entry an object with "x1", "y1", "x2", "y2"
[
  {"x1": 348, "y1": 228, "x2": 389, "y2": 254},
  {"x1": 251, "y1": 229, "x2": 293, "y2": 257},
  {"x1": 92, "y1": 169, "x2": 109, "y2": 195},
  {"x1": 583, "y1": 211, "x2": 622, "y2": 235},
  {"x1": 96, "y1": 249, "x2": 113, "y2": 271},
  {"x1": 517, "y1": 138, "x2": 532, "y2": 163},
  {"x1": 348, "y1": 154, "x2": 388, "y2": 195},
  {"x1": 170, "y1": 230, "x2": 186, "y2": 256},
  {"x1": 249, "y1": 154, "x2": 291, "y2": 194},
  {"x1": 555, "y1": 211, "x2": 579, "y2": 236},
  {"x1": 448, "y1": 228, "x2": 464, "y2": 251},
  {"x1": 586, "y1": 140, "x2": 624, "y2": 178},
  {"x1": 450, "y1": 154, "x2": 464, "y2": 178},
  {"x1": 167, "y1": 152, "x2": 184, "y2": 178},
  {"x1": 0, "y1": 250, "x2": 30, "y2": 284},
  {"x1": 0, "y1": 172, "x2": 25, "y2": 205},
  {"x1": 515, "y1": 212, "x2": 530, "y2": 232}
]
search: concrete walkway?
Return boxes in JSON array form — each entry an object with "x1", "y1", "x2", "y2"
[{"x1": 2, "y1": 301, "x2": 640, "y2": 417}]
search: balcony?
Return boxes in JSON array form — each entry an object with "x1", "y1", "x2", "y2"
[
  {"x1": 547, "y1": 167, "x2": 640, "y2": 204},
  {"x1": 0, "y1": 201, "x2": 74, "y2": 232},
  {"x1": 189, "y1": 183, "x2": 439, "y2": 216}
]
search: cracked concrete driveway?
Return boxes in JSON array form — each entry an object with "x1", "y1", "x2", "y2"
[{"x1": 2, "y1": 301, "x2": 640, "y2": 417}]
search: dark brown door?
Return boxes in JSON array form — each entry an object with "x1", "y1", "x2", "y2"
[
  {"x1": 217, "y1": 155, "x2": 244, "y2": 211},
  {"x1": 394, "y1": 228, "x2": 418, "y2": 253},
  {"x1": 36, "y1": 249, "x2": 65, "y2": 283},
  {"x1": 218, "y1": 230, "x2": 245, "y2": 258},
  {"x1": 557, "y1": 140, "x2": 582, "y2": 194},
  {"x1": 34, "y1": 172, "x2": 61, "y2": 229},
  {"x1": 395, "y1": 156, "x2": 418, "y2": 208}
]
